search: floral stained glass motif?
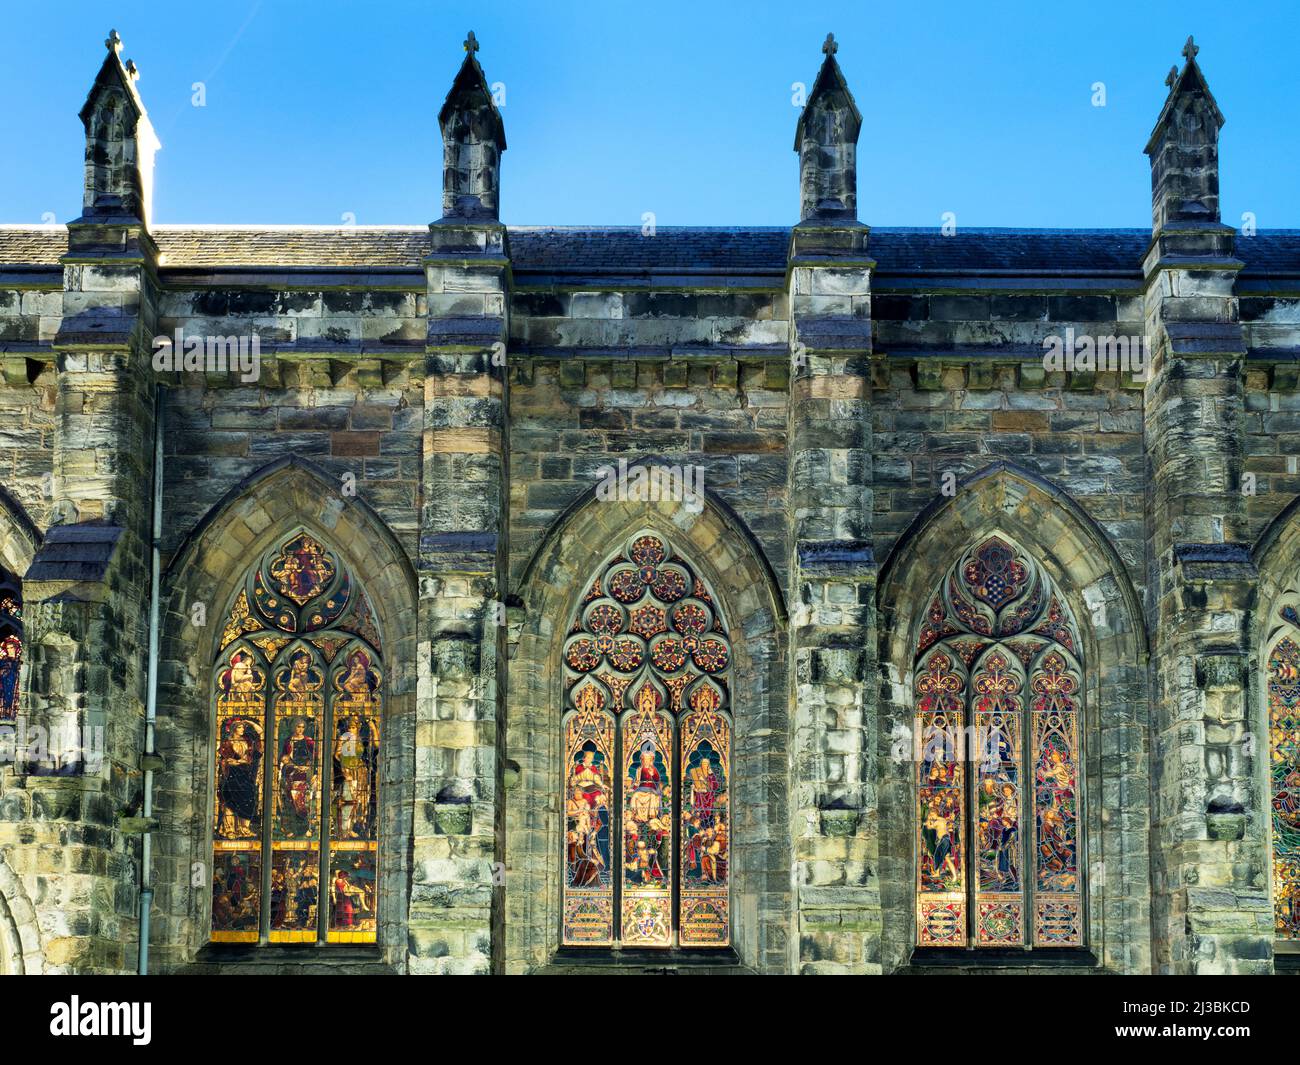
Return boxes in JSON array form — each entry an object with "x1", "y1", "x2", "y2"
[
  {"x1": 914, "y1": 536, "x2": 1084, "y2": 949},
  {"x1": 210, "y1": 531, "x2": 382, "y2": 946},
  {"x1": 562, "y1": 531, "x2": 732, "y2": 948}
]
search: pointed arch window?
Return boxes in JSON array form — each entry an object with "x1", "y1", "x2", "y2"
[
  {"x1": 1266, "y1": 605, "x2": 1300, "y2": 941},
  {"x1": 913, "y1": 536, "x2": 1085, "y2": 949},
  {"x1": 561, "y1": 531, "x2": 732, "y2": 948},
  {"x1": 210, "y1": 531, "x2": 383, "y2": 945}
]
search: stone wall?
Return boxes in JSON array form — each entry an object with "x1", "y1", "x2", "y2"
[{"x1": 1, "y1": 29, "x2": 1300, "y2": 977}]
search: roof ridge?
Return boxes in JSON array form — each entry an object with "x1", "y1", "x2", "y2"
[
  {"x1": 506, "y1": 225, "x2": 791, "y2": 233},
  {"x1": 4, "y1": 223, "x2": 1297, "y2": 236},
  {"x1": 151, "y1": 224, "x2": 430, "y2": 232}
]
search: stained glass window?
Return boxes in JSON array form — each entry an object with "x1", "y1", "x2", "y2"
[
  {"x1": 1267, "y1": 621, "x2": 1300, "y2": 940},
  {"x1": 562, "y1": 531, "x2": 731, "y2": 948},
  {"x1": 0, "y1": 571, "x2": 22, "y2": 722},
  {"x1": 210, "y1": 532, "x2": 382, "y2": 945},
  {"x1": 914, "y1": 536, "x2": 1084, "y2": 949}
]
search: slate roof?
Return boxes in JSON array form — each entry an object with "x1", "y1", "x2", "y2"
[
  {"x1": 507, "y1": 227, "x2": 791, "y2": 273},
  {"x1": 0, "y1": 227, "x2": 71, "y2": 266},
  {"x1": 2, "y1": 223, "x2": 1300, "y2": 278},
  {"x1": 25, "y1": 523, "x2": 123, "y2": 584},
  {"x1": 156, "y1": 226, "x2": 430, "y2": 269}
]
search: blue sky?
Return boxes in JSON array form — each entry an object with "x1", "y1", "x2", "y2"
[{"x1": 2, "y1": 0, "x2": 1296, "y2": 228}]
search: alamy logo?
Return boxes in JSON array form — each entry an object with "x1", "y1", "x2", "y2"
[
  {"x1": 152, "y1": 328, "x2": 261, "y2": 382},
  {"x1": 1041, "y1": 328, "x2": 1150, "y2": 380},
  {"x1": 594, "y1": 460, "x2": 704, "y2": 514},
  {"x1": 0, "y1": 722, "x2": 105, "y2": 773},
  {"x1": 49, "y1": 997, "x2": 151, "y2": 1045}
]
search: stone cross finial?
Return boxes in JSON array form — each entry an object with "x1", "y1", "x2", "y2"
[
  {"x1": 1166, "y1": 65, "x2": 1179, "y2": 90},
  {"x1": 822, "y1": 32, "x2": 837, "y2": 56},
  {"x1": 105, "y1": 29, "x2": 121, "y2": 53},
  {"x1": 464, "y1": 30, "x2": 479, "y2": 54},
  {"x1": 1183, "y1": 35, "x2": 1199, "y2": 61}
]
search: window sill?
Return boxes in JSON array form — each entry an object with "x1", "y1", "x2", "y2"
[
  {"x1": 188, "y1": 942, "x2": 395, "y2": 975},
  {"x1": 543, "y1": 946, "x2": 750, "y2": 974},
  {"x1": 905, "y1": 947, "x2": 1101, "y2": 972}
]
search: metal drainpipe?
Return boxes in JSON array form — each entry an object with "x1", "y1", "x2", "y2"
[{"x1": 138, "y1": 389, "x2": 164, "y2": 975}]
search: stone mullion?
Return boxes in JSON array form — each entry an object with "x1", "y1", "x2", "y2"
[
  {"x1": 786, "y1": 246, "x2": 877, "y2": 973},
  {"x1": 410, "y1": 228, "x2": 509, "y2": 974}
]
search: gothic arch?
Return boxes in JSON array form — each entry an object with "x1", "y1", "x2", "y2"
[
  {"x1": 0, "y1": 855, "x2": 40, "y2": 974},
  {"x1": 0, "y1": 485, "x2": 41, "y2": 576},
  {"x1": 1251, "y1": 492, "x2": 1300, "y2": 575},
  {"x1": 0, "y1": 485, "x2": 38, "y2": 725},
  {"x1": 876, "y1": 463, "x2": 1150, "y2": 972},
  {"x1": 154, "y1": 457, "x2": 417, "y2": 970},
  {"x1": 506, "y1": 492, "x2": 788, "y2": 972},
  {"x1": 0, "y1": 487, "x2": 38, "y2": 972},
  {"x1": 515, "y1": 457, "x2": 787, "y2": 623}
]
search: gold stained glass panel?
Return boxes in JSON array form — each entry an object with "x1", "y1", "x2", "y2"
[{"x1": 209, "y1": 532, "x2": 382, "y2": 946}]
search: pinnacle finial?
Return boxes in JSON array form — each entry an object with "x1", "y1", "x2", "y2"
[
  {"x1": 464, "y1": 30, "x2": 479, "y2": 55},
  {"x1": 1165, "y1": 65, "x2": 1179, "y2": 90},
  {"x1": 1182, "y1": 35, "x2": 1199, "y2": 61},
  {"x1": 822, "y1": 32, "x2": 837, "y2": 57},
  {"x1": 105, "y1": 29, "x2": 121, "y2": 54}
]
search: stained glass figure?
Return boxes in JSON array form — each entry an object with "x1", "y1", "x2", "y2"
[
  {"x1": 0, "y1": 572, "x2": 23, "y2": 722},
  {"x1": 971, "y1": 650, "x2": 1024, "y2": 945},
  {"x1": 267, "y1": 646, "x2": 324, "y2": 942},
  {"x1": 212, "y1": 644, "x2": 266, "y2": 942},
  {"x1": 914, "y1": 536, "x2": 1084, "y2": 949},
  {"x1": 1268, "y1": 629, "x2": 1300, "y2": 940},
  {"x1": 561, "y1": 531, "x2": 732, "y2": 948},
  {"x1": 916, "y1": 649, "x2": 966, "y2": 946},
  {"x1": 1031, "y1": 649, "x2": 1082, "y2": 945},
  {"x1": 210, "y1": 532, "x2": 382, "y2": 945},
  {"x1": 621, "y1": 681, "x2": 673, "y2": 945},
  {"x1": 328, "y1": 647, "x2": 381, "y2": 942},
  {"x1": 679, "y1": 682, "x2": 730, "y2": 945},
  {"x1": 0, "y1": 634, "x2": 21, "y2": 722},
  {"x1": 563, "y1": 682, "x2": 615, "y2": 943}
]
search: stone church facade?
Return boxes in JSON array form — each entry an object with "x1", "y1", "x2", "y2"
[{"x1": 0, "y1": 29, "x2": 1296, "y2": 975}]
